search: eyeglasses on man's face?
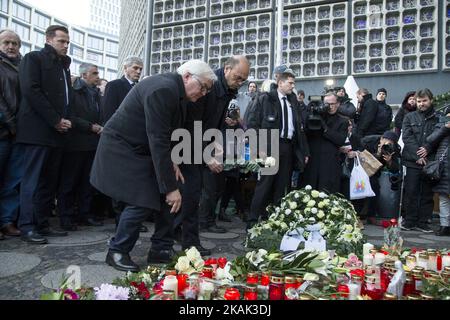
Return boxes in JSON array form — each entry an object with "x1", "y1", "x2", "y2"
[{"x1": 192, "y1": 75, "x2": 212, "y2": 94}]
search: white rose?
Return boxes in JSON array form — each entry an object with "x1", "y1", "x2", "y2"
[
  {"x1": 311, "y1": 208, "x2": 318, "y2": 214},
  {"x1": 319, "y1": 192, "x2": 327, "y2": 199},
  {"x1": 175, "y1": 256, "x2": 191, "y2": 273},
  {"x1": 281, "y1": 222, "x2": 288, "y2": 229},
  {"x1": 294, "y1": 193, "x2": 300, "y2": 199},
  {"x1": 308, "y1": 217, "x2": 316, "y2": 223},
  {"x1": 345, "y1": 225, "x2": 353, "y2": 232},
  {"x1": 307, "y1": 200, "x2": 316, "y2": 207},
  {"x1": 185, "y1": 247, "x2": 202, "y2": 262},
  {"x1": 285, "y1": 209, "x2": 292, "y2": 216},
  {"x1": 320, "y1": 229, "x2": 326, "y2": 236},
  {"x1": 311, "y1": 190, "x2": 320, "y2": 198},
  {"x1": 302, "y1": 196, "x2": 310, "y2": 203},
  {"x1": 193, "y1": 258, "x2": 205, "y2": 270},
  {"x1": 317, "y1": 211, "x2": 325, "y2": 219},
  {"x1": 289, "y1": 202, "x2": 298, "y2": 210},
  {"x1": 318, "y1": 202, "x2": 325, "y2": 209},
  {"x1": 305, "y1": 185, "x2": 312, "y2": 190}
]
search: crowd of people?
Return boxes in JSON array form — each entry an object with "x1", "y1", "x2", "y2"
[{"x1": 0, "y1": 25, "x2": 449, "y2": 273}]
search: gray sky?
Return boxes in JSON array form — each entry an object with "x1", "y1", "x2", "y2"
[{"x1": 24, "y1": 0, "x2": 90, "y2": 27}]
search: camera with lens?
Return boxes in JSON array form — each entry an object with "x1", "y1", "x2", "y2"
[
  {"x1": 306, "y1": 95, "x2": 330, "y2": 131},
  {"x1": 227, "y1": 99, "x2": 240, "y2": 121},
  {"x1": 381, "y1": 143, "x2": 395, "y2": 156}
]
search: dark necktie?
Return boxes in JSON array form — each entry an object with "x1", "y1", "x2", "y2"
[{"x1": 282, "y1": 97, "x2": 289, "y2": 139}]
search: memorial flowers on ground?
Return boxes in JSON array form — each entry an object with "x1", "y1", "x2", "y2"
[{"x1": 245, "y1": 186, "x2": 365, "y2": 256}]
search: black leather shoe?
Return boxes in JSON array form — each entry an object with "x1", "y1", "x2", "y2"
[
  {"x1": 147, "y1": 249, "x2": 176, "y2": 264},
  {"x1": 21, "y1": 231, "x2": 48, "y2": 244},
  {"x1": 79, "y1": 218, "x2": 103, "y2": 227},
  {"x1": 183, "y1": 245, "x2": 211, "y2": 257},
  {"x1": 436, "y1": 226, "x2": 450, "y2": 237},
  {"x1": 106, "y1": 251, "x2": 140, "y2": 272},
  {"x1": 203, "y1": 225, "x2": 227, "y2": 234},
  {"x1": 37, "y1": 228, "x2": 68, "y2": 237},
  {"x1": 140, "y1": 225, "x2": 149, "y2": 233}
]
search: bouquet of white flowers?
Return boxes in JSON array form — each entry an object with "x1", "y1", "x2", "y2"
[{"x1": 245, "y1": 186, "x2": 365, "y2": 256}]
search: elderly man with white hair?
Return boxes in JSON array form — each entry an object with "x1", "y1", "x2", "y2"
[{"x1": 90, "y1": 59, "x2": 217, "y2": 272}]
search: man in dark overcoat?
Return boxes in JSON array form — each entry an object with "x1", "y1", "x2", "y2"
[
  {"x1": 302, "y1": 93, "x2": 349, "y2": 194},
  {"x1": 246, "y1": 71, "x2": 310, "y2": 229},
  {"x1": 90, "y1": 60, "x2": 217, "y2": 272},
  {"x1": 16, "y1": 25, "x2": 73, "y2": 244}
]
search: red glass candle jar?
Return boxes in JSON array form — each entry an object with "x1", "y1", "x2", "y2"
[
  {"x1": 224, "y1": 288, "x2": 241, "y2": 300},
  {"x1": 177, "y1": 274, "x2": 188, "y2": 297},
  {"x1": 244, "y1": 285, "x2": 258, "y2": 301},
  {"x1": 403, "y1": 277, "x2": 415, "y2": 296},
  {"x1": 261, "y1": 272, "x2": 271, "y2": 286},
  {"x1": 269, "y1": 275, "x2": 285, "y2": 300},
  {"x1": 202, "y1": 267, "x2": 213, "y2": 279},
  {"x1": 247, "y1": 272, "x2": 259, "y2": 285},
  {"x1": 284, "y1": 276, "x2": 297, "y2": 300},
  {"x1": 364, "y1": 276, "x2": 383, "y2": 300}
]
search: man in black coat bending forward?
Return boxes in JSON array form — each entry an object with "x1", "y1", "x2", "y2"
[{"x1": 90, "y1": 60, "x2": 217, "y2": 272}]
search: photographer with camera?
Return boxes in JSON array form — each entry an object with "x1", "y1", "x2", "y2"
[
  {"x1": 302, "y1": 93, "x2": 349, "y2": 194},
  {"x1": 347, "y1": 131, "x2": 402, "y2": 225}
]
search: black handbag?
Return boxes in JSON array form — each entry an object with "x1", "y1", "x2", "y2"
[{"x1": 422, "y1": 147, "x2": 448, "y2": 182}]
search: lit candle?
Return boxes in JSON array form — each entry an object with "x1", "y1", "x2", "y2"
[
  {"x1": 442, "y1": 255, "x2": 450, "y2": 269},
  {"x1": 163, "y1": 275, "x2": 178, "y2": 299},
  {"x1": 199, "y1": 281, "x2": 215, "y2": 300},
  {"x1": 363, "y1": 254, "x2": 374, "y2": 267},
  {"x1": 363, "y1": 243, "x2": 375, "y2": 256},
  {"x1": 374, "y1": 253, "x2": 386, "y2": 265}
]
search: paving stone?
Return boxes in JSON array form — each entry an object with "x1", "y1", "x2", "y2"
[
  {"x1": 232, "y1": 241, "x2": 248, "y2": 252},
  {"x1": 88, "y1": 251, "x2": 108, "y2": 262},
  {"x1": 173, "y1": 240, "x2": 217, "y2": 252},
  {"x1": 403, "y1": 237, "x2": 434, "y2": 245},
  {"x1": 419, "y1": 234, "x2": 450, "y2": 242},
  {"x1": 200, "y1": 232, "x2": 240, "y2": 240},
  {"x1": 229, "y1": 228, "x2": 247, "y2": 235},
  {"x1": 362, "y1": 225, "x2": 384, "y2": 237},
  {"x1": 41, "y1": 265, "x2": 126, "y2": 290},
  {"x1": 46, "y1": 231, "x2": 111, "y2": 247},
  {"x1": 0, "y1": 252, "x2": 41, "y2": 278}
]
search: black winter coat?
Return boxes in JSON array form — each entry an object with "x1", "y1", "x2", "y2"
[
  {"x1": 426, "y1": 118, "x2": 450, "y2": 195},
  {"x1": 65, "y1": 78, "x2": 101, "y2": 152},
  {"x1": 90, "y1": 73, "x2": 187, "y2": 210},
  {"x1": 355, "y1": 94, "x2": 386, "y2": 138},
  {"x1": 303, "y1": 112, "x2": 348, "y2": 193},
  {"x1": 338, "y1": 98, "x2": 357, "y2": 119},
  {"x1": 16, "y1": 44, "x2": 72, "y2": 147},
  {"x1": 100, "y1": 76, "x2": 133, "y2": 125},
  {"x1": 402, "y1": 107, "x2": 439, "y2": 169},
  {"x1": 0, "y1": 54, "x2": 20, "y2": 140},
  {"x1": 246, "y1": 90, "x2": 310, "y2": 172}
]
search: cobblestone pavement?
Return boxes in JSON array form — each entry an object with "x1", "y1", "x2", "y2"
[{"x1": 0, "y1": 215, "x2": 449, "y2": 300}]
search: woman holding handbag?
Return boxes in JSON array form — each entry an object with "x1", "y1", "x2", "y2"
[{"x1": 426, "y1": 108, "x2": 450, "y2": 236}]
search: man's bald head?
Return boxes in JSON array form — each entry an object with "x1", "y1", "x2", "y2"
[{"x1": 223, "y1": 55, "x2": 250, "y2": 90}]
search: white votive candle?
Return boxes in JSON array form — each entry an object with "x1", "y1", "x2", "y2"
[
  {"x1": 363, "y1": 243, "x2": 374, "y2": 256},
  {"x1": 374, "y1": 253, "x2": 386, "y2": 265},
  {"x1": 443, "y1": 255, "x2": 450, "y2": 268},
  {"x1": 363, "y1": 254, "x2": 374, "y2": 267},
  {"x1": 163, "y1": 275, "x2": 178, "y2": 299}
]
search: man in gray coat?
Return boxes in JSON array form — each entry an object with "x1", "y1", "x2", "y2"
[{"x1": 90, "y1": 60, "x2": 217, "y2": 272}]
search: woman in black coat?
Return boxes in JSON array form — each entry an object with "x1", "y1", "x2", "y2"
[
  {"x1": 394, "y1": 91, "x2": 417, "y2": 136},
  {"x1": 426, "y1": 108, "x2": 450, "y2": 236}
]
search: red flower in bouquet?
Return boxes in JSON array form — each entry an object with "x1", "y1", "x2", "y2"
[
  {"x1": 131, "y1": 281, "x2": 151, "y2": 300},
  {"x1": 337, "y1": 285, "x2": 350, "y2": 298},
  {"x1": 381, "y1": 220, "x2": 391, "y2": 229},
  {"x1": 63, "y1": 289, "x2": 79, "y2": 300},
  {"x1": 218, "y1": 257, "x2": 228, "y2": 269},
  {"x1": 350, "y1": 269, "x2": 365, "y2": 278}
]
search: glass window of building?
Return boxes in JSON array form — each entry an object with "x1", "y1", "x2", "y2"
[
  {"x1": 12, "y1": 1, "x2": 30, "y2": 23},
  {"x1": 70, "y1": 59, "x2": 82, "y2": 76},
  {"x1": 98, "y1": 66, "x2": 105, "y2": 78},
  {"x1": 19, "y1": 42, "x2": 31, "y2": 56},
  {"x1": 106, "y1": 40, "x2": 118, "y2": 54},
  {"x1": 11, "y1": 21, "x2": 30, "y2": 41},
  {"x1": 87, "y1": 50, "x2": 103, "y2": 64},
  {"x1": 33, "y1": 30, "x2": 45, "y2": 44},
  {"x1": 72, "y1": 29, "x2": 85, "y2": 45},
  {"x1": 0, "y1": 16, "x2": 7, "y2": 29},
  {"x1": 105, "y1": 55, "x2": 117, "y2": 68},
  {"x1": 0, "y1": 0, "x2": 8, "y2": 13},
  {"x1": 106, "y1": 69, "x2": 117, "y2": 81},
  {"x1": 34, "y1": 12, "x2": 50, "y2": 30},
  {"x1": 87, "y1": 35, "x2": 104, "y2": 51},
  {"x1": 70, "y1": 45, "x2": 84, "y2": 59}
]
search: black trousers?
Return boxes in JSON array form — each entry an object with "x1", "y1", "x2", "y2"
[
  {"x1": 220, "y1": 175, "x2": 245, "y2": 212},
  {"x1": 198, "y1": 168, "x2": 226, "y2": 228},
  {"x1": 248, "y1": 141, "x2": 293, "y2": 225},
  {"x1": 404, "y1": 167, "x2": 434, "y2": 226},
  {"x1": 110, "y1": 200, "x2": 174, "y2": 254},
  {"x1": 173, "y1": 164, "x2": 202, "y2": 248},
  {"x1": 58, "y1": 150, "x2": 96, "y2": 226},
  {"x1": 18, "y1": 145, "x2": 63, "y2": 233}
]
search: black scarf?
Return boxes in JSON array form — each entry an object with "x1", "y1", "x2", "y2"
[{"x1": 0, "y1": 50, "x2": 21, "y2": 66}]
